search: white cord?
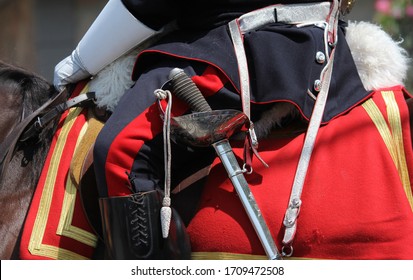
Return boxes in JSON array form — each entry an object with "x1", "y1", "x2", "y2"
[{"x1": 154, "y1": 88, "x2": 172, "y2": 238}]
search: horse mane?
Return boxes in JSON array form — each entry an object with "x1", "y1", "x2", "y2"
[{"x1": 0, "y1": 60, "x2": 56, "y2": 112}]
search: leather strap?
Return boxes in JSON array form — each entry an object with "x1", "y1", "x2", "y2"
[
  {"x1": 231, "y1": 1, "x2": 332, "y2": 121},
  {"x1": 282, "y1": 49, "x2": 336, "y2": 250},
  {"x1": 20, "y1": 91, "x2": 96, "y2": 141},
  {"x1": 0, "y1": 89, "x2": 67, "y2": 182},
  {"x1": 0, "y1": 90, "x2": 96, "y2": 182}
]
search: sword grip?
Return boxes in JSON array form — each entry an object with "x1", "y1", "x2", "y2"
[{"x1": 169, "y1": 68, "x2": 212, "y2": 113}]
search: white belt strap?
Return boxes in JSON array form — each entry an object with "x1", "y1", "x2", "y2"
[
  {"x1": 228, "y1": 20, "x2": 252, "y2": 128},
  {"x1": 228, "y1": 1, "x2": 332, "y2": 149},
  {"x1": 282, "y1": 48, "x2": 336, "y2": 255},
  {"x1": 238, "y1": 2, "x2": 331, "y2": 33},
  {"x1": 227, "y1": 0, "x2": 341, "y2": 258},
  {"x1": 282, "y1": 0, "x2": 340, "y2": 256}
]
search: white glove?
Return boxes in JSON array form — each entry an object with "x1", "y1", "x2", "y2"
[
  {"x1": 53, "y1": 0, "x2": 158, "y2": 90},
  {"x1": 53, "y1": 49, "x2": 91, "y2": 91}
]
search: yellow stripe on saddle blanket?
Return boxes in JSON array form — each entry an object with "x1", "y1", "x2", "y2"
[{"x1": 69, "y1": 109, "x2": 104, "y2": 188}]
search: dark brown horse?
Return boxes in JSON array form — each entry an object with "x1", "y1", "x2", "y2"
[{"x1": 0, "y1": 61, "x2": 64, "y2": 259}]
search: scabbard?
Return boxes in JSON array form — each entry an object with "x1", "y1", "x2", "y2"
[{"x1": 212, "y1": 139, "x2": 282, "y2": 260}]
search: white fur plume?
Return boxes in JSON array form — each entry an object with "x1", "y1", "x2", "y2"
[
  {"x1": 88, "y1": 26, "x2": 176, "y2": 112},
  {"x1": 88, "y1": 49, "x2": 138, "y2": 112},
  {"x1": 346, "y1": 21, "x2": 410, "y2": 91}
]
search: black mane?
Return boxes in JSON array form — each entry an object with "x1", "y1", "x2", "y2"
[{"x1": 0, "y1": 61, "x2": 56, "y2": 113}]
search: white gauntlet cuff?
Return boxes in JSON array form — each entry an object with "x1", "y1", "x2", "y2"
[{"x1": 77, "y1": 0, "x2": 157, "y2": 75}]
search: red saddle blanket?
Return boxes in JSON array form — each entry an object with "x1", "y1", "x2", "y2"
[{"x1": 20, "y1": 81, "x2": 97, "y2": 260}]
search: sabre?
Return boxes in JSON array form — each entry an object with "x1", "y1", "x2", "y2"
[{"x1": 169, "y1": 68, "x2": 282, "y2": 260}]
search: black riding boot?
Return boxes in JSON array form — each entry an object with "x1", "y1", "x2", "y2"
[{"x1": 99, "y1": 190, "x2": 191, "y2": 259}]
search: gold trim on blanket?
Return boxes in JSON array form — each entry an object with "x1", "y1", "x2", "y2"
[
  {"x1": 28, "y1": 85, "x2": 97, "y2": 259},
  {"x1": 56, "y1": 120, "x2": 97, "y2": 247},
  {"x1": 191, "y1": 252, "x2": 314, "y2": 260},
  {"x1": 191, "y1": 252, "x2": 267, "y2": 260}
]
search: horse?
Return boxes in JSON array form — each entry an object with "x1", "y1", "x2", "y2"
[{"x1": 0, "y1": 61, "x2": 63, "y2": 259}]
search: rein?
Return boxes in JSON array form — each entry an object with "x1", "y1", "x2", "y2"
[{"x1": 0, "y1": 89, "x2": 96, "y2": 182}]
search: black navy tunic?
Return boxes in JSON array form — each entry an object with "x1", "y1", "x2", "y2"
[{"x1": 94, "y1": 0, "x2": 371, "y2": 198}]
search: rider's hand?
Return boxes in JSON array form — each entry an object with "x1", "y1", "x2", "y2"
[{"x1": 53, "y1": 49, "x2": 91, "y2": 91}]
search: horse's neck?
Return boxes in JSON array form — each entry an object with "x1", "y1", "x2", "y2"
[{"x1": 0, "y1": 86, "x2": 24, "y2": 143}]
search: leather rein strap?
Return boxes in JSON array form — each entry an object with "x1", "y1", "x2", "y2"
[{"x1": 0, "y1": 89, "x2": 96, "y2": 182}]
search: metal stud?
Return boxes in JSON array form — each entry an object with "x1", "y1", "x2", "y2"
[
  {"x1": 316, "y1": 52, "x2": 326, "y2": 64},
  {"x1": 291, "y1": 198, "x2": 301, "y2": 208},
  {"x1": 314, "y1": 80, "x2": 322, "y2": 92}
]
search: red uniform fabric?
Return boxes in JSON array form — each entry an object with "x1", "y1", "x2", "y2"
[{"x1": 186, "y1": 87, "x2": 413, "y2": 259}]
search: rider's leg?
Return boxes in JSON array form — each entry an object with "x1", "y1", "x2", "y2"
[{"x1": 93, "y1": 66, "x2": 192, "y2": 259}]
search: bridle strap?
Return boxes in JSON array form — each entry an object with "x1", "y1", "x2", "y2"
[
  {"x1": 20, "y1": 91, "x2": 96, "y2": 141},
  {"x1": 0, "y1": 89, "x2": 67, "y2": 177},
  {"x1": 0, "y1": 89, "x2": 96, "y2": 182}
]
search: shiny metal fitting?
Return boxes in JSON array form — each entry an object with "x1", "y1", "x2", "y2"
[
  {"x1": 314, "y1": 80, "x2": 322, "y2": 92},
  {"x1": 291, "y1": 198, "x2": 302, "y2": 208},
  {"x1": 316, "y1": 52, "x2": 326, "y2": 64},
  {"x1": 340, "y1": 0, "x2": 357, "y2": 15}
]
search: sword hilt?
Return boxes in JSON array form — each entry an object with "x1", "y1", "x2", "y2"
[{"x1": 169, "y1": 68, "x2": 212, "y2": 113}]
